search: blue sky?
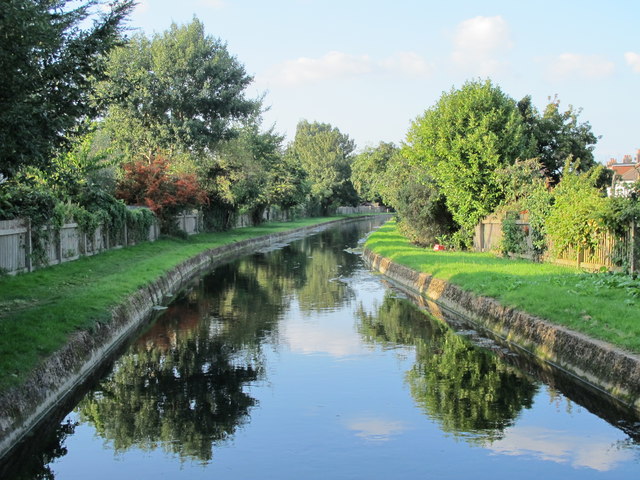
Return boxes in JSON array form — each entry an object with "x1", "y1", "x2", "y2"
[{"x1": 129, "y1": 0, "x2": 639, "y2": 163}]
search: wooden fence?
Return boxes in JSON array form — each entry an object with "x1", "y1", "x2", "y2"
[
  {"x1": 233, "y1": 206, "x2": 298, "y2": 228},
  {"x1": 176, "y1": 210, "x2": 201, "y2": 235},
  {"x1": 0, "y1": 209, "x2": 206, "y2": 275},
  {"x1": 0, "y1": 218, "x2": 160, "y2": 275},
  {"x1": 336, "y1": 205, "x2": 391, "y2": 214},
  {"x1": 473, "y1": 213, "x2": 637, "y2": 272}
]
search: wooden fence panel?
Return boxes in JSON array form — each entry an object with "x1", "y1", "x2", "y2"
[
  {"x1": 476, "y1": 213, "x2": 637, "y2": 272},
  {"x1": 336, "y1": 206, "x2": 390, "y2": 214},
  {"x1": 0, "y1": 220, "x2": 28, "y2": 273},
  {"x1": 0, "y1": 215, "x2": 160, "y2": 275}
]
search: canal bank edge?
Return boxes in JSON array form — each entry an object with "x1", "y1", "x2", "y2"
[
  {"x1": 0, "y1": 216, "x2": 383, "y2": 460},
  {"x1": 363, "y1": 248, "x2": 640, "y2": 412}
]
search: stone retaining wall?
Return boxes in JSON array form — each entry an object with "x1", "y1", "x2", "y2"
[
  {"x1": 0, "y1": 217, "x2": 363, "y2": 460},
  {"x1": 363, "y1": 249, "x2": 640, "y2": 412}
]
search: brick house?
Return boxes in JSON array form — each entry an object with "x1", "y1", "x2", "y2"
[{"x1": 606, "y1": 150, "x2": 640, "y2": 197}]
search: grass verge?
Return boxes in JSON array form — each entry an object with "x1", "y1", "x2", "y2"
[
  {"x1": 0, "y1": 215, "x2": 357, "y2": 391},
  {"x1": 365, "y1": 220, "x2": 640, "y2": 354}
]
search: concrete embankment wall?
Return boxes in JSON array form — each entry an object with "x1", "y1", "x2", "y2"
[
  {"x1": 363, "y1": 249, "x2": 640, "y2": 412},
  {"x1": 0, "y1": 217, "x2": 368, "y2": 460}
]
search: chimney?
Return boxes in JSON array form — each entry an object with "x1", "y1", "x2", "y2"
[
  {"x1": 608, "y1": 157, "x2": 617, "y2": 167},
  {"x1": 636, "y1": 149, "x2": 640, "y2": 164},
  {"x1": 623, "y1": 154, "x2": 633, "y2": 163}
]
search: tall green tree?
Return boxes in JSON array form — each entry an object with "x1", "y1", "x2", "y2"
[
  {"x1": 98, "y1": 18, "x2": 259, "y2": 160},
  {"x1": 197, "y1": 121, "x2": 306, "y2": 229},
  {"x1": 404, "y1": 79, "x2": 528, "y2": 246},
  {"x1": 352, "y1": 142, "x2": 455, "y2": 245},
  {"x1": 288, "y1": 120, "x2": 358, "y2": 214},
  {"x1": 545, "y1": 158, "x2": 607, "y2": 263},
  {"x1": 517, "y1": 95, "x2": 599, "y2": 184},
  {"x1": 351, "y1": 141, "x2": 396, "y2": 204},
  {"x1": 0, "y1": 0, "x2": 135, "y2": 177}
]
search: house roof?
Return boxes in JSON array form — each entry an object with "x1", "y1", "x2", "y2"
[
  {"x1": 621, "y1": 167, "x2": 640, "y2": 182},
  {"x1": 610, "y1": 164, "x2": 636, "y2": 175}
]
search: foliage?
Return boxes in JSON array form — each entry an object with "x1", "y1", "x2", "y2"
[
  {"x1": 602, "y1": 196, "x2": 640, "y2": 236},
  {"x1": 116, "y1": 156, "x2": 207, "y2": 234},
  {"x1": 500, "y1": 211, "x2": 528, "y2": 256},
  {"x1": 351, "y1": 142, "x2": 395, "y2": 204},
  {"x1": 0, "y1": 170, "x2": 61, "y2": 266},
  {"x1": 495, "y1": 159, "x2": 550, "y2": 257},
  {"x1": 0, "y1": 0, "x2": 135, "y2": 178},
  {"x1": 517, "y1": 95, "x2": 599, "y2": 184},
  {"x1": 387, "y1": 154, "x2": 455, "y2": 247},
  {"x1": 98, "y1": 18, "x2": 259, "y2": 161},
  {"x1": 404, "y1": 79, "x2": 528, "y2": 247},
  {"x1": 288, "y1": 120, "x2": 358, "y2": 214},
  {"x1": 495, "y1": 158, "x2": 546, "y2": 206},
  {"x1": 521, "y1": 181, "x2": 553, "y2": 256},
  {"x1": 545, "y1": 159, "x2": 608, "y2": 260},
  {"x1": 197, "y1": 121, "x2": 306, "y2": 227},
  {"x1": 350, "y1": 142, "x2": 455, "y2": 246}
]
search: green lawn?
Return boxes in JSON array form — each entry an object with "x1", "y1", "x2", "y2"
[
  {"x1": 0, "y1": 216, "x2": 355, "y2": 391},
  {"x1": 366, "y1": 220, "x2": 640, "y2": 354}
]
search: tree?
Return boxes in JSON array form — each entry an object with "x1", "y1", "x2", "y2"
[
  {"x1": 517, "y1": 95, "x2": 599, "y2": 184},
  {"x1": 359, "y1": 143, "x2": 455, "y2": 246},
  {"x1": 545, "y1": 158, "x2": 608, "y2": 264},
  {"x1": 351, "y1": 142, "x2": 396, "y2": 204},
  {"x1": 98, "y1": 18, "x2": 259, "y2": 161},
  {"x1": 288, "y1": 120, "x2": 358, "y2": 214},
  {"x1": 494, "y1": 158, "x2": 551, "y2": 257},
  {"x1": 385, "y1": 163, "x2": 455, "y2": 247},
  {"x1": 196, "y1": 121, "x2": 306, "y2": 229},
  {"x1": 116, "y1": 156, "x2": 208, "y2": 233},
  {"x1": 0, "y1": 0, "x2": 135, "y2": 178},
  {"x1": 404, "y1": 79, "x2": 528, "y2": 247}
]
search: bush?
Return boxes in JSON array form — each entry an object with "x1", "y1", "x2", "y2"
[
  {"x1": 500, "y1": 211, "x2": 528, "y2": 256},
  {"x1": 545, "y1": 159, "x2": 607, "y2": 260},
  {"x1": 116, "y1": 156, "x2": 207, "y2": 234}
]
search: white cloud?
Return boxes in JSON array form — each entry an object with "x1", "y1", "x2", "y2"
[
  {"x1": 451, "y1": 16, "x2": 513, "y2": 75},
  {"x1": 547, "y1": 53, "x2": 614, "y2": 80},
  {"x1": 624, "y1": 52, "x2": 640, "y2": 73},
  {"x1": 345, "y1": 416, "x2": 409, "y2": 442},
  {"x1": 282, "y1": 317, "x2": 370, "y2": 357},
  {"x1": 263, "y1": 51, "x2": 432, "y2": 86},
  {"x1": 272, "y1": 51, "x2": 373, "y2": 86},
  {"x1": 487, "y1": 426, "x2": 633, "y2": 472}
]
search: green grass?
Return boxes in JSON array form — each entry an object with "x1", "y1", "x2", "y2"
[
  {"x1": 0, "y1": 216, "x2": 355, "y2": 391},
  {"x1": 366, "y1": 220, "x2": 640, "y2": 354}
]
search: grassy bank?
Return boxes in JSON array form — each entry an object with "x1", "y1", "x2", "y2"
[
  {"x1": 0, "y1": 216, "x2": 357, "y2": 391},
  {"x1": 365, "y1": 220, "x2": 640, "y2": 353}
]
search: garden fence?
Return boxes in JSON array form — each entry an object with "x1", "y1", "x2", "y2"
[
  {"x1": 0, "y1": 209, "x2": 204, "y2": 275},
  {"x1": 473, "y1": 214, "x2": 638, "y2": 273},
  {"x1": 336, "y1": 205, "x2": 391, "y2": 214}
]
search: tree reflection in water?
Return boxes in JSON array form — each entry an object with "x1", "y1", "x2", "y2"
[
  {"x1": 357, "y1": 293, "x2": 538, "y2": 444},
  {"x1": 77, "y1": 254, "x2": 299, "y2": 462},
  {"x1": 2, "y1": 419, "x2": 78, "y2": 480},
  {"x1": 76, "y1": 226, "x2": 364, "y2": 463}
]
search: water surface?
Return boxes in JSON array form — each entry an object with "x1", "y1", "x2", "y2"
[{"x1": 3, "y1": 218, "x2": 640, "y2": 479}]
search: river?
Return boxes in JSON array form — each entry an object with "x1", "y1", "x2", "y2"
[{"x1": 2, "y1": 217, "x2": 639, "y2": 479}]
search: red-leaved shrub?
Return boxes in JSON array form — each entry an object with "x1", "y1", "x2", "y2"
[{"x1": 116, "y1": 156, "x2": 207, "y2": 233}]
